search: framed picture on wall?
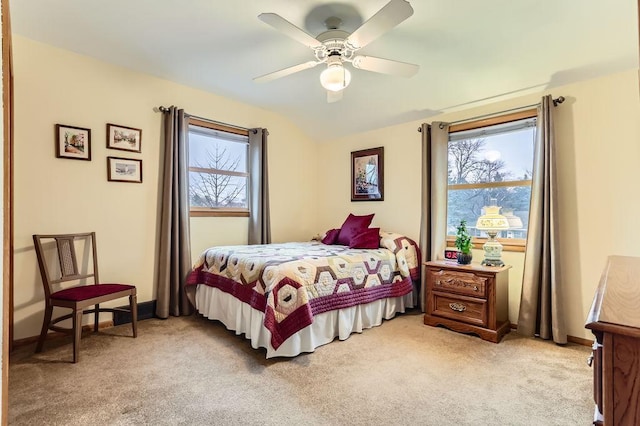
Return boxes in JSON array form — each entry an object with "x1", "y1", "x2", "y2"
[
  {"x1": 107, "y1": 157, "x2": 142, "y2": 183},
  {"x1": 351, "y1": 147, "x2": 384, "y2": 201},
  {"x1": 55, "y1": 124, "x2": 91, "y2": 161},
  {"x1": 106, "y1": 123, "x2": 142, "y2": 153}
]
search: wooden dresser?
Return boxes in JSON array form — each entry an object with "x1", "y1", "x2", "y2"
[
  {"x1": 423, "y1": 260, "x2": 510, "y2": 343},
  {"x1": 585, "y1": 256, "x2": 640, "y2": 426}
]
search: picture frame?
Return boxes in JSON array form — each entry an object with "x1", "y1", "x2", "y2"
[
  {"x1": 107, "y1": 156, "x2": 143, "y2": 183},
  {"x1": 106, "y1": 123, "x2": 142, "y2": 153},
  {"x1": 55, "y1": 124, "x2": 91, "y2": 161},
  {"x1": 351, "y1": 147, "x2": 384, "y2": 201}
]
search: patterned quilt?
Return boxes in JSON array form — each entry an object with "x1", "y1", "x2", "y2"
[{"x1": 186, "y1": 231, "x2": 420, "y2": 349}]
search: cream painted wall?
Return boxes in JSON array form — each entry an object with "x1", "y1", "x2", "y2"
[
  {"x1": 12, "y1": 36, "x2": 318, "y2": 340},
  {"x1": 317, "y1": 70, "x2": 640, "y2": 340},
  {"x1": 190, "y1": 217, "x2": 249, "y2": 257},
  {"x1": 10, "y1": 33, "x2": 640, "y2": 342}
]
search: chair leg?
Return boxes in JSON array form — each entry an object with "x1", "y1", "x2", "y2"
[
  {"x1": 72, "y1": 309, "x2": 83, "y2": 363},
  {"x1": 35, "y1": 304, "x2": 53, "y2": 353},
  {"x1": 130, "y1": 294, "x2": 138, "y2": 338},
  {"x1": 94, "y1": 303, "x2": 100, "y2": 332}
]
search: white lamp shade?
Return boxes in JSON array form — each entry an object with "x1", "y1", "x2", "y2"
[
  {"x1": 476, "y1": 205, "x2": 509, "y2": 231},
  {"x1": 320, "y1": 64, "x2": 351, "y2": 92}
]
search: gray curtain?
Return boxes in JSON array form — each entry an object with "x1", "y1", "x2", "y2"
[
  {"x1": 248, "y1": 128, "x2": 271, "y2": 245},
  {"x1": 419, "y1": 122, "x2": 449, "y2": 309},
  {"x1": 517, "y1": 95, "x2": 566, "y2": 344},
  {"x1": 156, "y1": 107, "x2": 193, "y2": 318}
]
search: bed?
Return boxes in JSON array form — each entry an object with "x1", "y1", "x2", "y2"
[{"x1": 185, "y1": 231, "x2": 420, "y2": 358}]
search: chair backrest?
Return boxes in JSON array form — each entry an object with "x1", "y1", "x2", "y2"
[{"x1": 33, "y1": 232, "x2": 100, "y2": 298}]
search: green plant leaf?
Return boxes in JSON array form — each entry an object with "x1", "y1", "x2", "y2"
[{"x1": 454, "y1": 220, "x2": 472, "y2": 254}]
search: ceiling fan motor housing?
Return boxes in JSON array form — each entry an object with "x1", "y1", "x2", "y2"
[
  {"x1": 255, "y1": 0, "x2": 418, "y2": 101},
  {"x1": 314, "y1": 29, "x2": 355, "y2": 63}
]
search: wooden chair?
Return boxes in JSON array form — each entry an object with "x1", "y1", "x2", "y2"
[{"x1": 33, "y1": 232, "x2": 137, "y2": 363}]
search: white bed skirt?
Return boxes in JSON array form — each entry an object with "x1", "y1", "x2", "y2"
[{"x1": 195, "y1": 284, "x2": 415, "y2": 358}]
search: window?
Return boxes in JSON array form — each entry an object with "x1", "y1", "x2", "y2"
[
  {"x1": 187, "y1": 119, "x2": 250, "y2": 217},
  {"x1": 446, "y1": 112, "x2": 537, "y2": 249}
]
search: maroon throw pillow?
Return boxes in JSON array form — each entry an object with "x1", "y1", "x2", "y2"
[
  {"x1": 349, "y1": 228, "x2": 380, "y2": 249},
  {"x1": 337, "y1": 213, "x2": 375, "y2": 246},
  {"x1": 321, "y1": 228, "x2": 340, "y2": 245}
]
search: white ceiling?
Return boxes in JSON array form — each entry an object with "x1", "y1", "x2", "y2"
[{"x1": 10, "y1": 1, "x2": 639, "y2": 141}]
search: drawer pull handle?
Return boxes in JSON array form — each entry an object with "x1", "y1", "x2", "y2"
[
  {"x1": 449, "y1": 302, "x2": 466, "y2": 312},
  {"x1": 435, "y1": 279, "x2": 480, "y2": 292}
]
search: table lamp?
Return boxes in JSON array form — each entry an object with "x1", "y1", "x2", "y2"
[{"x1": 475, "y1": 200, "x2": 510, "y2": 266}]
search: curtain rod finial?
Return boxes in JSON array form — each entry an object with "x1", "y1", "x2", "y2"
[{"x1": 553, "y1": 96, "x2": 565, "y2": 106}]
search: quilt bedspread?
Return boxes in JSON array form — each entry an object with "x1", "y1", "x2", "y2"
[{"x1": 186, "y1": 233, "x2": 420, "y2": 349}]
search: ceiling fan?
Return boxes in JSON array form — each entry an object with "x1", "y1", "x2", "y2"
[{"x1": 254, "y1": 0, "x2": 419, "y2": 103}]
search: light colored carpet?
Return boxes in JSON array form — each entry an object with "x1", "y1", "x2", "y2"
[{"x1": 9, "y1": 312, "x2": 593, "y2": 425}]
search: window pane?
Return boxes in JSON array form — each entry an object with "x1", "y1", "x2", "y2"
[
  {"x1": 447, "y1": 186, "x2": 531, "y2": 239},
  {"x1": 188, "y1": 130, "x2": 248, "y2": 173},
  {"x1": 189, "y1": 172, "x2": 248, "y2": 208},
  {"x1": 446, "y1": 117, "x2": 535, "y2": 245},
  {"x1": 448, "y1": 126, "x2": 536, "y2": 184}
]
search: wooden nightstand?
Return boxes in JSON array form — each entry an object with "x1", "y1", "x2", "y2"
[{"x1": 423, "y1": 260, "x2": 510, "y2": 343}]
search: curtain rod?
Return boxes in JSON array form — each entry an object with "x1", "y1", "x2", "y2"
[
  {"x1": 417, "y1": 96, "x2": 565, "y2": 132},
  {"x1": 155, "y1": 105, "x2": 256, "y2": 133}
]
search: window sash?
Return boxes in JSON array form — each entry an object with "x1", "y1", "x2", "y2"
[
  {"x1": 190, "y1": 207, "x2": 249, "y2": 217},
  {"x1": 187, "y1": 118, "x2": 250, "y2": 216},
  {"x1": 448, "y1": 179, "x2": 532, "y2": 190},
  {"x1": 188, "y1": 166, "x2": 248, "y2": 178},
  {"x1": 446, "y1": 112, "x2": 536, "y2": 252},
  {"x1": 445, "y1": 235, "x2": 526, "y2": 252},
  {"x1": 188, "y1": 172, "x2": 248, "y2": 210}
]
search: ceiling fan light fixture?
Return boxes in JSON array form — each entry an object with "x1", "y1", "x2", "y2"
[
  {"x1": 320, "y1": 64, "x2": 351, "y2": 92},
  {"x1": 256, "y1": 0, "x2": 418, "y2": 99}
]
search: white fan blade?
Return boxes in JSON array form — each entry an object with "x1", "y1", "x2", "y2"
[
  {"x1": 327, "y1": 90, "x2": 343, "y2": 103},
  {"x1": 258, "y1": 13, "x2": 323, "y2": 48},
  {"x1": 346, "y1": 0, "x2": 414, "y2": 49},
  {"x1": 254, "y1": 61, "x2": 320, "y2": 83},
  {"x1": 352, "y1": 55, "x2": 419, "y2": 77}
]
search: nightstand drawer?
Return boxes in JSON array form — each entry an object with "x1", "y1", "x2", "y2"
[
  {"x1": 432, "y1": 293, "x2": 487, "y2": 327},
  {"x1": 429, "y1": 269, "x2": 488, "y2": 298}
]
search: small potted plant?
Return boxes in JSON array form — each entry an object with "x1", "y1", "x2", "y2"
[{"x1": 455, "y1": 220, "x2": 473, "y2": 265}]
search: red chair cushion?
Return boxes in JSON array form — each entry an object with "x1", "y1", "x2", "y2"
[{"x1": 51, "y1": 284, "x2": 134, "y2": 301}]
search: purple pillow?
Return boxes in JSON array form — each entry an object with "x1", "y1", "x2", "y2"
[
  {"x1": 321, "y1": 228, "x2": 340, "y2": 245},
  {"x1": 349, "y1": 228, "x2": 380, "y2": 249},
  {"x1": 337, "y1": 213, "x2": 375, "y2": 246}
]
